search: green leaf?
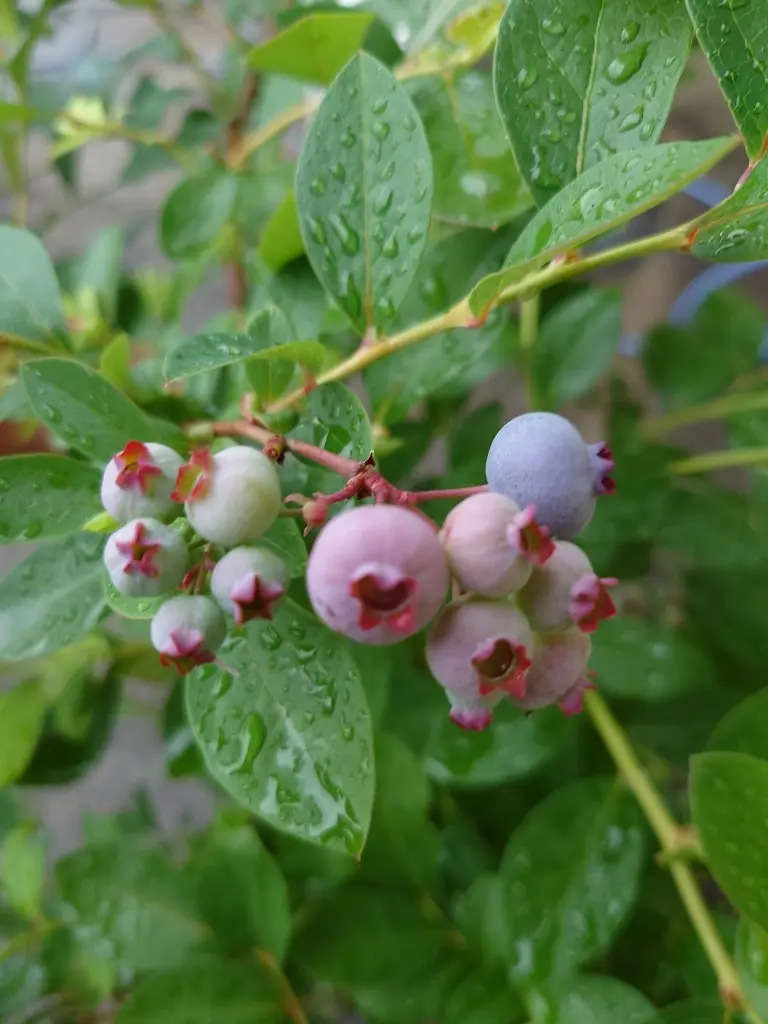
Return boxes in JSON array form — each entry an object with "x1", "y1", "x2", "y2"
[
  {"x1": 164, "y1": 304, "x2": 326, "y2": 382},
  {"x1": 643, "y1": 290, "x2": 764, "y2": 409},
  {"x1": 685, "y1": 0, "x2": 768, "y2": 160},
  {"x1": 659, "y1": 997, "x2": 721, "y2": 1024},
  {"x1": 104, "y1": 576, "x2": 167, "y2": 620},
  {"x1": 469, "y1": 137, "x2": 736, "y2": 315},
  {"x1": 691, "y1": 750, "x2": 768, "y2": 931},
  {"x1": 707, "y1": 686, "x2": 768, "y2": 759},
  {"x1": 294, "y1": 884, "x2": 444, "y2": 990},
  {"x1": 0, "y1": 455, "x2": 102, "y2": 544},
  {"x1": 259, "y1": 517, "x2": 307, "y2": 578},
  {"x1": 186, "y1": 599, "x2": 374, "y2": 855},
  {"x1": 534, "y1": 288, "x2": 621, "y2": 407},
  {"x1": 258, "y1": 190, "x2": 304, "y2": 272},
  {"x1": 296, "y1": 52, "x2": 432, "y2": 334},
  {"x1": 424, "y1": 701, "x2": 568, "y2": 788},
  {"x1": 249, "y1": 11, "x2": 374, "y2": 85},
  {"x1": 496, "y1": 778, "x2": 644, "y2": 985},
  {"x1": 65, "y1": 225, "x2": 125, "y2": 322},
  {"x1": 494, "y1": 0, "x2": 692, "y2": 205},
  {"x1": 0, "y1": 224, "x2": 66, "y2": 348},
  {"x1": 160, "y1": 173, "x2": 238, "y2": 259},
  {"x1": 0, "y1": 533, "x2": 106, "y2": 661},
  {"x1": 1, "y1": 825, "x2": 44, "y2": 920},
  {"x1": 288, "y1": 381, "x2": 373, "y2": 494},
  {"x1": 193, "y1": 825, "x2": 291, "y2": 961},
  {"x1": 660, "y1": 482, "x2": 766, "y2": 568},
  {"x1": 736, "y1": 917, "x2": 768, "y2": 1020},
  {"x1": 364, "y1": 228, "x2": 515, "y2": 422},
  {"x1": 692, "y1": 154, "x2": 768, "y2": 261},
  {"x1": 590, "y1": 618, "x2": 716, "y2": 702},
  {"x1": 359, "y1": 731, "x2": 440, "y2": 889},
  {"x1": 21, "y1": 358, "x2": 159, "y2": 463},
  {"x1": 56, "y1": 841, "x2": 211, "y2": 976},
  {"x1": 116, "y1": 957, "x2": 282, "y2": 1024},
  {"x1": 411, "y1": 70, "x2": 531, "y2": 229},
  {"x1": 0, "y1": 680, "x2": 47, "y2": 787},
  {"x1": 538, "y1": 974, "x2": 660, "y2": 1024}
]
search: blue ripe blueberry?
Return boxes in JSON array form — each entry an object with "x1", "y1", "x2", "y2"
[
  {"x1": 485, "y1": 412, "x2": 614, "y2": 539},
  {"x1": 150, "y1": 594, "x2": 226, "y2": 675},
  {"x1": 103, "y1": 517, "x2": 188, "y2": 598},
  {"x1": 211, "y1": 546, "x2": 289, "y2": 624},
  {"x1": 426, "y1": 600, "x2": 533, "y2": 731}
]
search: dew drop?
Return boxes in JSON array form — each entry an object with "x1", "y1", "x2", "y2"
[
  {"x1": 380, "y1": 161, "x2": 396, "y2": 181},
  {"x1": 330, "y1": 162, "x2": 346, "y2": 182},
  {"x1": 259, "y1": 626, "x2": 282, "y2": 651},
  {"x1": 376, "y1": 296, "x2": 396, "y2": 319},
  {"x1": 382, "y1": 234, "x2": 399, "y2": 258},
  {"x1": 328, "y1": 212, "x2": 360, "y2": 256},
  {"x1": 517, "y1": 67, "x2": 539, "y2": 90},
  {"x1": 372, "y1": 97, "x2": 388, "y2": 114},
  {"x1": 307, "y1": 217, "x2": 327, "y2": 246},
  {"x1": 310, "y1": 177, "x2": 326, "y2": 196},
  {"x1": 605, "y1": 43, "x2": 649, "y2": 84},
  {"x1": 373, "y1": 188, "x2": 393, "y2": 215},
  {"x1": 617, "y1": 106, "x2": 644, "y2": 133},
  {"x1": 541, "y1": 18, "x2": 565, "y2": 34},
  {"x1": 620, "y1": 21, "x2": 641, "y2": 43},
  {"x1": 340, "y1": 129, "x2": 356, "y2": 148},
  {"x1": 372, "y1": 120, "x2": 391, "y2": 140}
]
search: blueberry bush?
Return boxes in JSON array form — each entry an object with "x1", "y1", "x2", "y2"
[{"x1": 2, "y1": 1, "x2": 768, "y2": 1022}]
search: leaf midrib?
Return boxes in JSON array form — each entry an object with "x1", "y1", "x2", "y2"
[{"x1": 576, "y1": 0, "x2": 606, "y2": 176}]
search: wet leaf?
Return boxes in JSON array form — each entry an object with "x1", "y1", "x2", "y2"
[
  {"x1": 296, "y1": 52, "x2": 432, "y2": 334},
  {"x1": 691, "y1": 751, "x2": 768, "y2": 931},
  {"x1": 160, "y1": 172, "x2": 238, "y2": 259},
  {"x1": 0, "y1": 455, "x2": 101, "y2": 543},
  {"x1": 706, "y1": 686, "x2": 768, "y2": 759},
  {"x1": 186, "y1": 599, "x2": 374, "y2": 855},
  {"x1": 495, "y1": 778, "x2": 644, "y2": 985},
  {"x1": 424, "y1": 701, "x2": 568, "y2": 788},
  {"x1": 692, "y1": 154, "x2": 768, "y2": 261},
  {"x1": 411, "y1": 70, "x2": 531, "y2": 229},
  {"x1": 494, "y1": 0, "x2": 692, "y2": 204},
  {"x1": 249, "y1": 11, "x2": 374, "y2": 85},
  {"x1": 469, "y1": 137, "x2": 736, "y2": 315},
  {"x1": 735, "y1": 917, "x2": 768, "y2": 1020},
  {"x1": 0, "y1": 680, "x2": 47, "y2": 787},
  {"x1": 659, "y1": 997, "x2": 722, "y2": 1024},
  {"x1": 538, "y1": 974, "x2": 661, "y2": 1023},
  {"x1": 22, "y1": 358, "x2": 161, "y2": 463},
  {"x1": 104, "y1": 576, "x2": 167, "y2": 620},
  {"x1": 685, "y1": 0, "x2": 768, "y2": 160},
  {"x1": 1, "y1": 824, "x2": 44, "y2": 919},
  {"x1": 0, "y1": 224, "x2": 66, "y2": 347},
  {"x1": 259, "y1": 518, "x2": 307, "y2": 579},
  {"x1": 258, "y1": 189, "x2": 304, "y2": 272},
  {"x1": 0, "y1": 533, "x2": 106, "y2": 661},
  {"x1": 534, "y1": 288, "x2": 622, "y2": 407},
  {"x1": 288, "y1": 381, "x2": 373, "y2": 494},
  {"x1": 590, "y1": 618, "x2": 716, "y2": 702},
  {"x1": 164, "y1": 304, "x2": 326, "y2": 382}
]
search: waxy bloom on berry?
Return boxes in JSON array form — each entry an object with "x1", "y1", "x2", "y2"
[
  {"x1": 512, "y1": 628, "x2": 592, "y2": 713},
  {"x1": 306, "y1": 505, "x2": 449, "y2": 645},
  {"x1": 485, "y1": 412, "x2": 615, "y2": 539},
  {"x1": 426, "y1": 600, "x2": 533, "y2": 730},
  {"x1": 175, "y1": 445, "x2": 282, "y2": 547},
  {"x1": 103, "y1": 518, "x2": 188, "y2": 598},
  {"x1": 440, "y1": 492, "x2": 553, "y2": 598},
  {"x1": 150, "y1": 595, "x2": 226, "y2": 675},
  {"x1": 211, "y1": 546, "x2": 289, "y2": 624},
  {"x1": 100, "y1": 441, "x2": 183, "y2": 522},
  {"x1": 519, "y1": 540, "x2": 617, "y2": 634}
]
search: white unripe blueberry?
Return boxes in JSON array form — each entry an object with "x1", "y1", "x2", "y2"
[
  {"x1": 150, "y1": 595, "x2": 227, "y2": 675},
  {"x1": 177, "y1": 446, "x2": 282, "y2": 547},
  {"x1": 210, "y1": 546, "x2": 289, "y2": 624},
  {"x1": 100, "y1": 441, "x2": 183, "y2": 523},
  {"x1": 103, "y1": 518, "x2": 188, "y2": 598},
  {"x1": 485, "y1": 412, "x2": 615, "y2": 539},
  {"x1": 519, "y1": 540, "x2": 617, "y2": 634}
]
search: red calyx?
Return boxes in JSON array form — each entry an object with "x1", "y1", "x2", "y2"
[
  {"x1": 472, "y1": 637, "x2": 531, "y2": 700},
  {"x1": 449, "y1": 706, "x2": 493, "y2": 731},
  {"x1": 558, "y1": 675, "x2": 597, "y2": 716},
  {"x1": 159, "y1": 628, "x2": 216, "y2": 675},
  {"x1": 114, "y1": 441, "x2": 162, "y2": 495},
  {"x1": 569, "y1": 574, "x2": 618, "y2": 633},
  {"x1": 349, "y1": 566, "x2": 418, "y2": 634},
  {"x1": 172, "y1": 448, "x2": 213, "y2": 502},
  {"x1": 508, "y1": 505, "x2": 555, "y2": 565},
  {"x1": 229, "y1": 572, "x2": 286, "y2": 624},
  {"x1": 115, "y1": 522, "x2": 162, "y2": 578}
]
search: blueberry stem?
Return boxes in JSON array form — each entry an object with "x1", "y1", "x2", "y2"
[
  {"x1": 519, "y1": 292, "x2": 542, "y2": 409},
  {"x1": 669, "y1": 446, "x2": 768, "y2": 475},
  {"x1": 642, "y1": 389, "x2": 768, "y2": 440},
  {"x1": 585, "y1": 690, "x2": 760, "y2": 1022}
]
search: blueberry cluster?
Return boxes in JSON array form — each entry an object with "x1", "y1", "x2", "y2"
[
  {"x1": 100, "y1": 440, "x2": 287, "y2": 674},
  {"x1": 100, "y1": 413, "x2": 616, "y2": 732},
  {"x1": 307, "y1": 412, "x2": 617, "y2": 731}
]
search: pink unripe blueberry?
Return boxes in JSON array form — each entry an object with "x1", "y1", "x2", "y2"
[
  {"x1": 426, "y1": 600, "x2": 533, "y2": 730},
  {"x1": 174, "y1": 446, "x2": 282, "y2": 547},
  {"x1": 512, "y1": 628, "x2": 591, "y2": 712},
  {"x1": 104, "y1": 518, "x2": 188, "y2": 597},
  {"x1": 211, "y1": 546, "x2": 289, "y2": 624},
  {"x1": 519, "y1": 541, "x2": 617, "y2": 634},
  {"x1": 100, "y1": 441, "x2": 183, "y2": 522},
  {"x1": 150, "y1": 594, "x2": 226, "y2": 675},
  {"x1": 440, "y1": 493, "x2": 554, "y2": 597},
  {"x1": 306, "y1": 504, "x2": 449, "y2": 645},
  {"x1": 485, "y1": 413, "x2": 615, "y2": 539}
]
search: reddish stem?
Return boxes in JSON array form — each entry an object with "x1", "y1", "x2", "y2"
[
  {"x1": 401, "y1": 484, "x2": 489, "y2": 504},
  {"x1": 211, "y1": 420, "x2": 362, "y2": 477}
]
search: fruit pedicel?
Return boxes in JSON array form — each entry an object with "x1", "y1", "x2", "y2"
[{"x1": 99, "y1": 413, "x2": 616, "y2": 731}]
